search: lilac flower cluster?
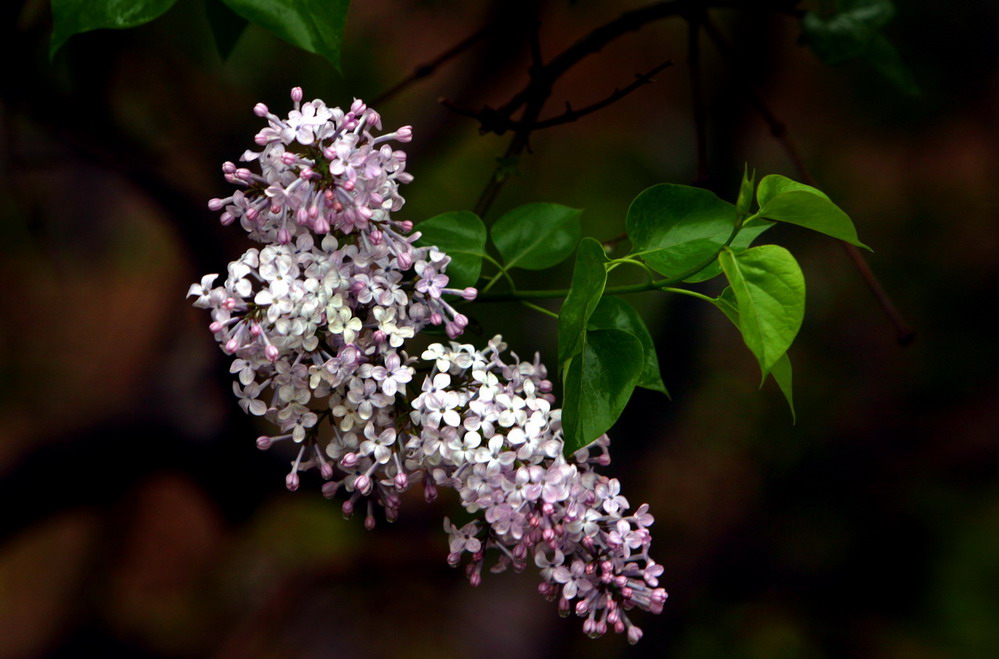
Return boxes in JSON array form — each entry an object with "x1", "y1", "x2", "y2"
[{"x1": 188, "y1": 89, "x2": 665, "y2": 642}]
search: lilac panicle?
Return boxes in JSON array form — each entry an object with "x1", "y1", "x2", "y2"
[{"x1": 188, "y1": 88, "x2": 665, "y2": 642}]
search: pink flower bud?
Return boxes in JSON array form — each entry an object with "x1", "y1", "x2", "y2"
[
  {"x1": 320, "y1": 462, "x2": 334, "y2": 480},
  {"x1": 321, "y1": 481, "x2": 339, "y2": 499},
  {"x1": 220, "y1": 212, "x2": 234, "y2": 226},
  {"x1": 627, "y1": 626, "x2": 643, "y2": 645},
  {"x1": 461, "y1": 287, "x2": 478, "y2": 301},
  {"x1": 224, "y1": 338, "x2": 239, "y2": 354},
  {"x1": 575, "y1": 599, "x2": 590, "y2": 616},
  {"x1": 208, "y1": 198, "x2": 226, "y2": 211},
  {"x1": 277, "y1": 227, "x2": 291, "y2": 244},
  {"x1": 209, "y1": 321, "x2": 224, "y2": 333},
  {"x1": 396, "y1": 126, "x2": 413, "y2": 142},
  {"x1": 340, "y1": 452, "x2": 358, "y2": 469},
  {"x1": 342, "y1": 500, "x2": 354, "y2": 517},
  {"x1": 364, "y1": 514, "x2": 376, "y2": 531},
  {"x1": 354, "y1": 474, "x2": 371, "y2": 494},
  {"x1": 290, "y1": 87, "x2": 303, "y2": 103},
  {"x1": 265, "y1": 345, "x2": 280, "y2": 362},
  {"x1": 256, "y1": 436, "x2": 272, "y2": 450},
  {"x1": 285, "y1": 472, "x2": 300, "y2": 491},
  {"x1": 253, "y1": 102, "x2": 269, "y2": 117}
]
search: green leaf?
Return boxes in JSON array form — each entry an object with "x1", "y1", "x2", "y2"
[
  {"x1": 712, "y1": 287, "x2": 796, "y2": 421},
  {"x1": 802, "y1": 0, "x2": 918, "y2": 95},
  {"x1": 562, "y1": 328, "x2": 643, "y2": 455},
  {"x1": 414, "y1": 211, "x2": 487, "y2": 289},
  {"x1": 864, "y1": 34, "x2": 921, "y2": 96},
  {"x1": 757, "y1": 174, "x2": 830, "y2": 206},
  {"x1": 683, "y1": 216, "x2": 775, "y2": 283},
  {"x1": 490, "y1": 203, "x2": 582, "y2": 271},
  {"x1": 205, "y1": 0, "x2": 249, "y2": 60},
  {"x1": 626, "y1": 183, "x2": 737, "y2": 279},
  {"x1": 588, "y1": 297, "x2": 668, "y2": 396},
  {"x1": 736, "y1": 166, "x2": 756, "y2": 219},
  {"x1": 220, "y1": 0, "x2": 350, "y2": 69},
  {"x1": 769, "y1": 352, "x2": 796, "y2": 423},
  {"x1": 756, "y1": 176, "x2": 869, "y2": 250},
  {"x1": 557, "y1": 238, "x2": 608, "y2": 366},
  {"x1": 50, "y1": 0, "x2": 178, "y2": 59},
  {"x1": 719, "y1": 245, "x2": 805, "y2": 377},
  {"x1": 802, "y1": 0, "x2": 894, "y2": 64}
]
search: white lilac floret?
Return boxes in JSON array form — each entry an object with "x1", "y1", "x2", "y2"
[{"x1": 188, "y1": 88, "x2": 666, "y2": 642}]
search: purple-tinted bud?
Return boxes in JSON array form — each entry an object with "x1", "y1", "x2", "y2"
[
  {"x1": 627, "y1": 625, "x2": 643, "y2": 645},
  {"x1": 558, "y1": 597, "x2": 570, "y2": 617},
  {"x1": 321, "y1": 481, "x2": 339, "y2": 499},
  {"x1": 290, "y1": 87, "x2": 303, "y2": 103},
  {"x1": 253, "y1": 102, "x2": 269, "y2": 117},
  {"x1": 222, "y1": 298, "x2": 237, "y2": 311},
  {"x1": 342, "y1": 500, "x2": 354, "y2": 517},
  {"x1": 372, "y1": 330, "x2": 387, "y2": 344},
  {"x1": 265, "y1": 345, "x2": 280, "y2": 362},
  {"x1": 394, "y1": 472, "x2": 408, "y2": 489},
  {"x1": 277, "y1": 227, "x2": 291, "y2": 244},
  {"x1": 396, "y1": 126, "x2": 413, "y2": 142},
  {"x1": 461, "y1": 287, "x2": 478, "y2": 301},
  {"x1": 575, "y1": 599, "x2": 590, "y2": 616},
  {"x1": 208, "y1": 198, "x2": 226, "y2": 211},
  {"x1": 209, "y1": 321, "x2": 224, "y2": 333},
  {"x1": 364, "y1": 514, "x2": 376, "y2": 531},
  {"x1": 224, "y1": 338, "x2": 239, "y2": 354},
  {"x1": 369, "y1": 229, "x2": 383, "y2": 244},
  {"x1": 249, "y1": 323, "x2": 262, "y2": 337},
  {"x1": 354, "y1": 474, "x2": 371, "y2": 494},
  {"x1": 396, "y1": 250, "x2": 413, "y2": 269},
  {"x1": 342, "y1": 179, "x2": 355, "y2": 191},
  {"x1": 320, "y1": 462, "x2": 334, "y2": 480},
  {"x1": 430, "y1": 312, "x2": 443, "y2": 326},
  {"x1": 245, "y1": 207, "x2": 259, "y2": 221},
  {"x1": 220, "y1": 212, "x2": 235, "y2": 226},
  {"x1": 222, "y1": 161, "x2": 237, "y2": 174},
  {"x1": 607, "y1": 609, "x2": 620, "y2": 625},
  {"x1": 285, "y1": 472, "x2": 300, "y2": 491},
  {"x1": 256, "y1": 436, "x2": 272, "y2": 450},
  {"x1": 424, "y1": 481, "x2": 438, "y2": 503},
  {"x1": 314, "y1": 217, "x2": 330, "y2": 234},
  {"x1": 469, "y1": 570, "x2": 481, "y2": 587},
  {"x1": 340, "y1": 452, "x2": 359, "y2": 469}
]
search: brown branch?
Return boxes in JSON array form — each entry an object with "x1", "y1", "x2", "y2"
[
  {"x1": 371, "y1": 25, "x2": 493, "y2": 106},
  {"x1": 532, "y1": 60, "x2": 674, "y2": 129},
  {"x1": 702, "y1": 16, "x2": 916, "y2": 346}
]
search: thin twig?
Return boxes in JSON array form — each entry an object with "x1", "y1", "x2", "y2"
[
  {"x1": 702, "y1": 15, "x2": 916, "y2": 346},
  {"x1": 371, "y1": 25, "x2": 493, "y2": 106},
  {"x1": 532, "y1": 61, "x2": 674, "y2": 130}
]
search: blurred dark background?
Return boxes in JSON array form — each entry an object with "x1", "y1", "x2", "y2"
[{"x1": 1, "y1": 1, "x2": 998, "y2": 657}]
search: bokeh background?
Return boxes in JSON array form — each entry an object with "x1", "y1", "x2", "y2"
[{"x1": 2, "y1": 1, "x2": 998, "y2": 657}]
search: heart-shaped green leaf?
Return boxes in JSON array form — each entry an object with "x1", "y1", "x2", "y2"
[{"x1": 491, "y1": 203, "x2": 582, "y2": 271}]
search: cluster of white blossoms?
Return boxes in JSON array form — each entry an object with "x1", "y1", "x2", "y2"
[{"x1": 188, "y1": 88, "x2": 665, "y2": 642}]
